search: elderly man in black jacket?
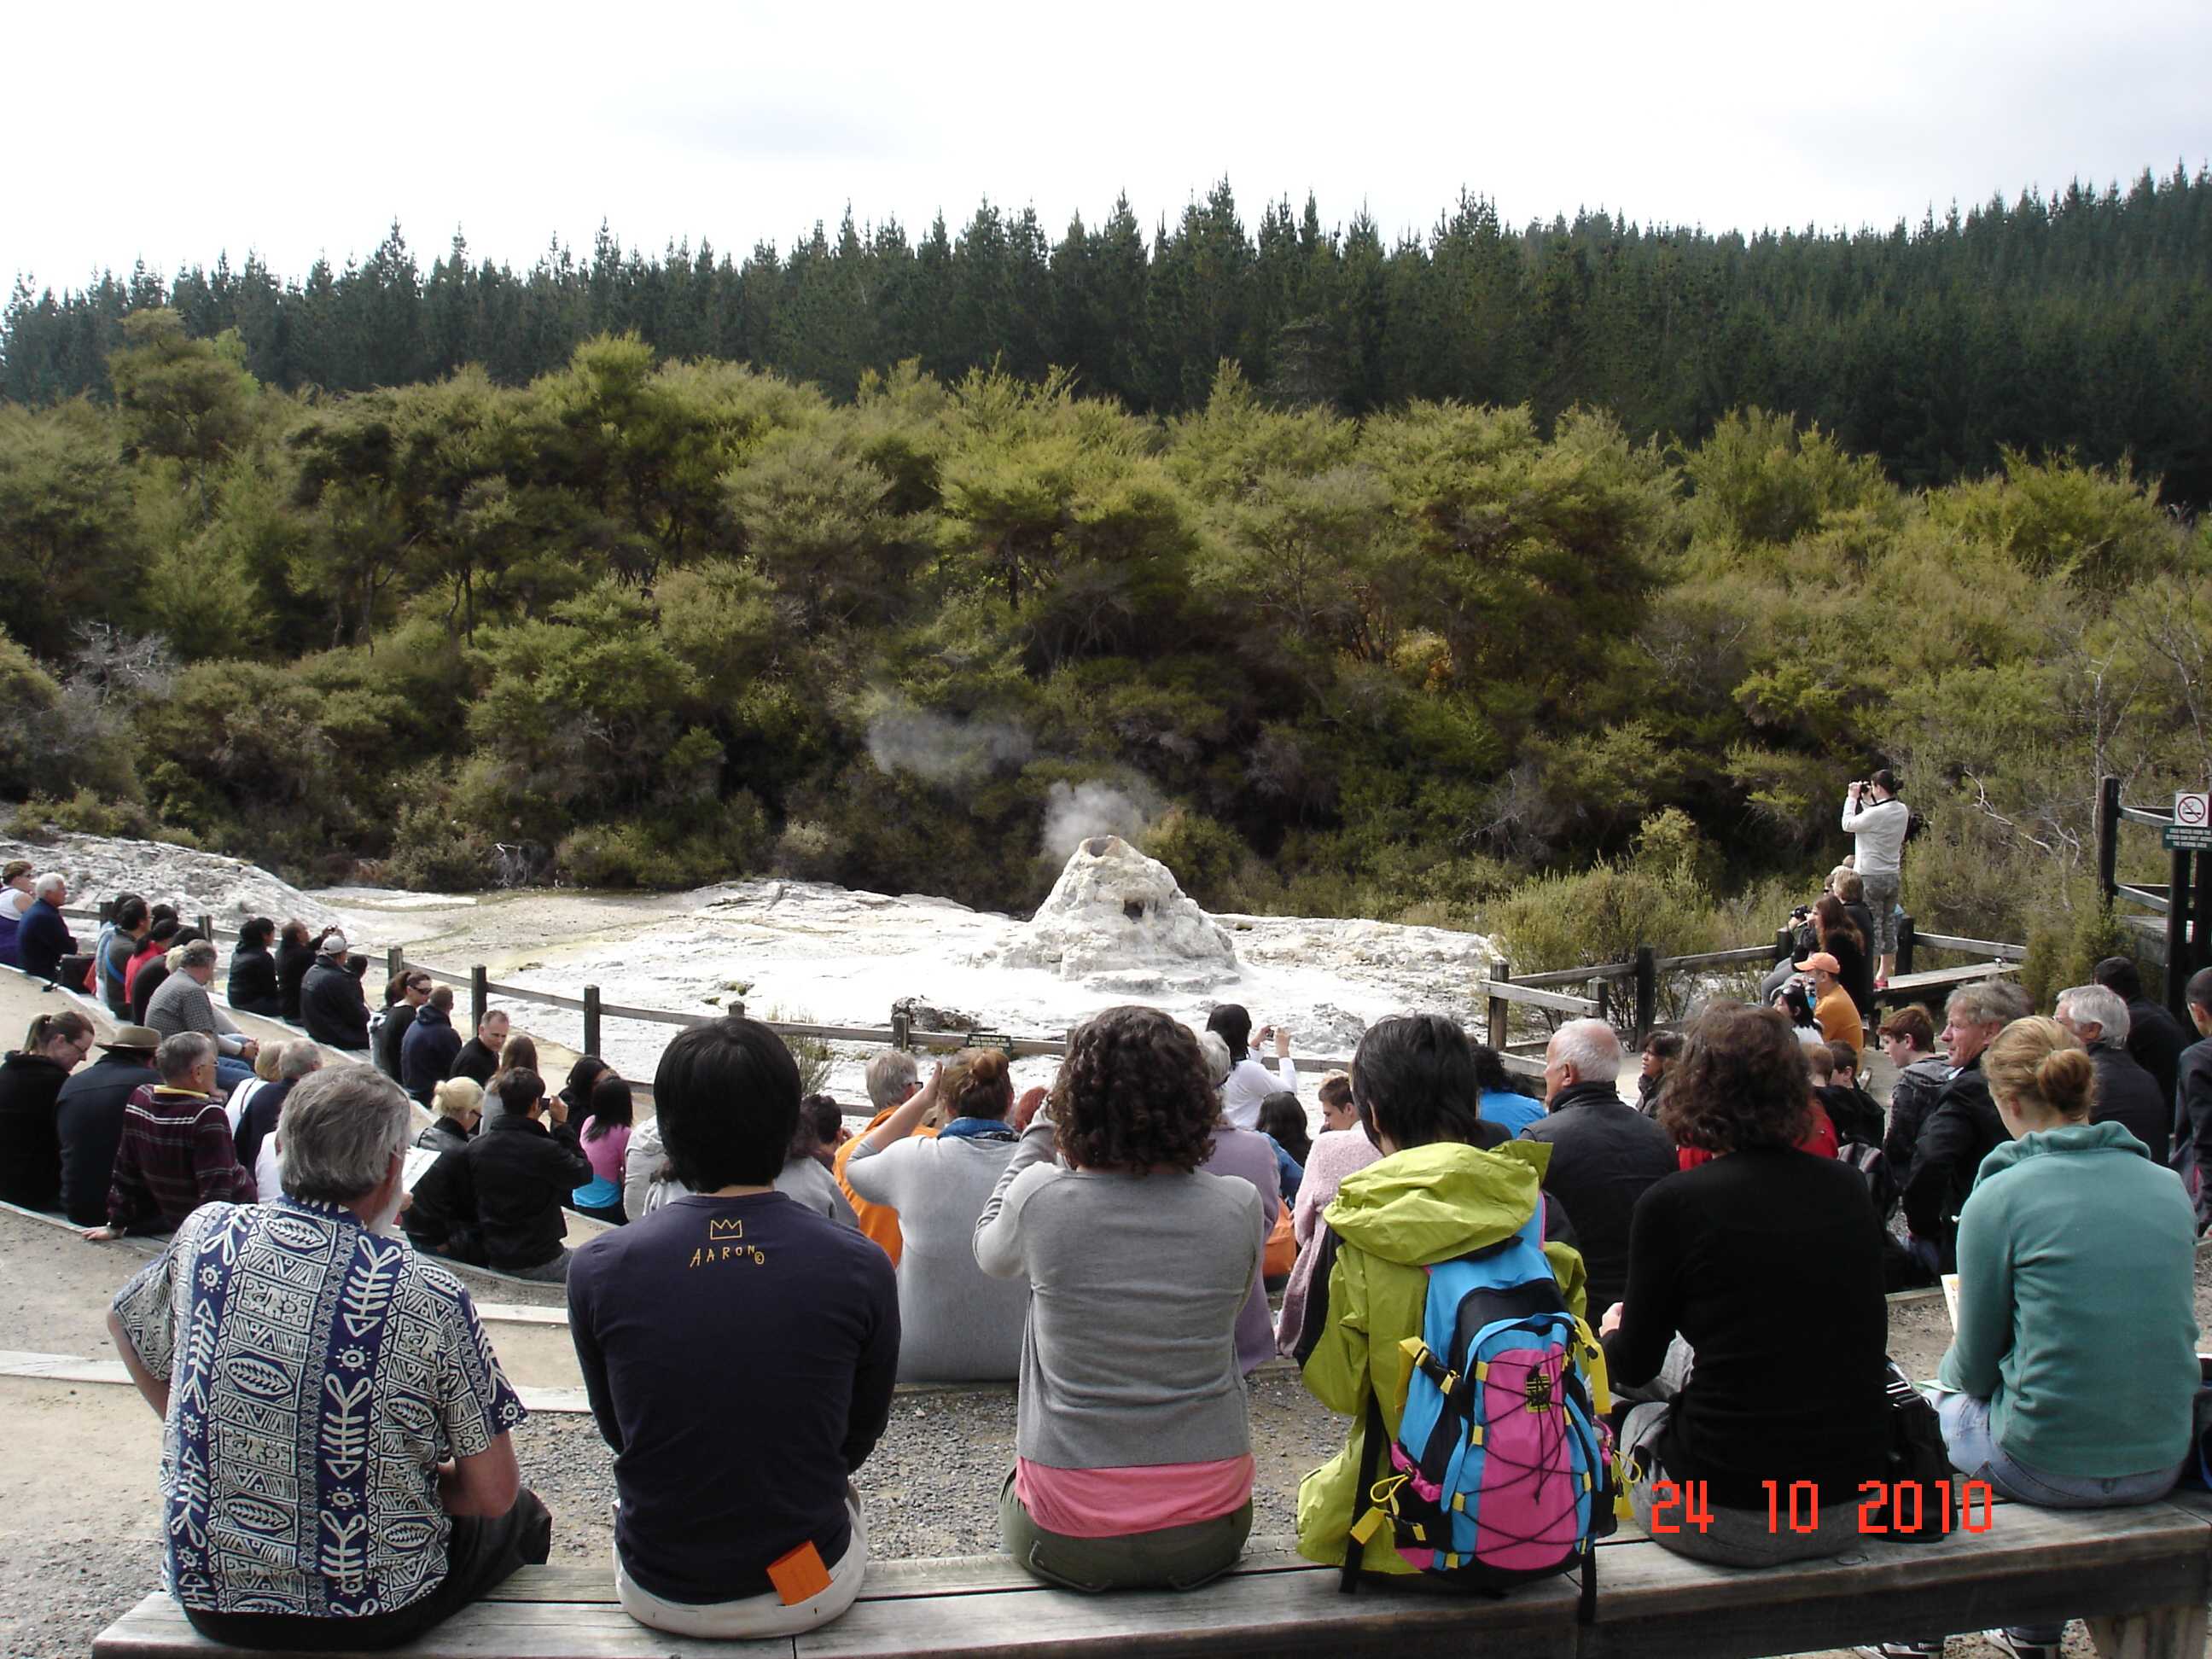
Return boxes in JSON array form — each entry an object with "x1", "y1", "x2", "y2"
[
  {"x1": 54, "y1": 1026, "x2": 164, "y2": 1226},
  {"x1": 1900, "y1": 979, "x2": 2031, "y2": 1274},
  {"x1": 2094, "y1": 956, "x2": 2193, "y2": 1109},
  {"x1": 2055, "y1": 982, "x2": 2171, "y2": 1165},
  {"x1": 1519, "y1": 1017, "x2": 1677, "y2": 1315},
  {"x1": 300, "y1": 930, "x2": 371, "y2": 1051}
]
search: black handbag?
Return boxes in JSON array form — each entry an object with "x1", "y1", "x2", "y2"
[{"x1": 1876, "y1": 1359, "x2": 1953, "y2": 1540}]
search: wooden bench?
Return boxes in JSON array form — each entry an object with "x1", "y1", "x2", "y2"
[{"x1": 92, "y1": 1499, "x2": 2212, "y2": 1659}]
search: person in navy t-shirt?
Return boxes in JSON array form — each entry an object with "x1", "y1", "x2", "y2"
[{"x1": 568, "y1": 1017, "x2": 899, "y2": 1640}]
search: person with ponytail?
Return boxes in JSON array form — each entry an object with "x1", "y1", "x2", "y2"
[
  {"x1": 0, "y1": 1010, "x2": 94, "y2": 1209},
  {"x1": 846, "y1": 1049, "x2": 1031, "y2": 1382},
  {"x1": 1937, "y1": 1016, "x2": 2199, "y2": 1499},
  {"x1": 1872, "y1": 1019, "x2": 2206, "y2": 1659}
]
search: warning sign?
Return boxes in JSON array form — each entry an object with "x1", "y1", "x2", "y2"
[{"x1": 2178, "y1": 792, "x2": 2209, "y2": 828}]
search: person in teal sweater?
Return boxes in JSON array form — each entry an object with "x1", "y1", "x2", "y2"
[{"x1": 1877, "y1": 1017, "x2": 2201, "y2": 1659}]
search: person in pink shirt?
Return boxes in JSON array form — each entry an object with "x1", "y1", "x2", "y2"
[
  {"x1": 1275, "y1": 1072, "x2": 1381, "y2": 1357},
  {"x1": 571, "y1": 1073, "x2": 633, "y2": 1223},
  {"x1": 974, "y1": 1006, "x2": 1262, "y2": 1592}
]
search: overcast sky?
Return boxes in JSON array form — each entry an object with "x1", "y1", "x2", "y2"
[{"x1": 8, "y1": 0, "x2": 2208, "y2": 294}]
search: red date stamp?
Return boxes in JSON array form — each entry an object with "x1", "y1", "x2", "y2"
[{"x1": 1644, "y1": 1480, "x2": 1994, "y2": 1535}]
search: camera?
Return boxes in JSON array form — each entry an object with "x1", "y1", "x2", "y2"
[{"x1": 1790, "y1": 905, "x2": 1812, "y2": 923}]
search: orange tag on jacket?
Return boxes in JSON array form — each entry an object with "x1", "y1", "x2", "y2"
[{"x1": 765, "y1": 1540, "x2": 833, "y2": 1606}]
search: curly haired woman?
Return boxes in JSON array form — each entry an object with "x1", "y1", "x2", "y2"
[
  {"x1": 973, "y1": 1005, "x2": 1263, "y2": 1592},
  {"x1": 1604, "y1": 1004, "x2": 1889, "y2": 1567}
]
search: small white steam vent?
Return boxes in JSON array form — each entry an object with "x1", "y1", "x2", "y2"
[{"x1": 993, "y1": 835, "x2": 1239, "y2": 986}]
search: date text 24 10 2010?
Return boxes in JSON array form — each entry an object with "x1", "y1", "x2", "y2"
[{"x1": 1644, "y1": 1480, "x2": 1996, "y2": 1536}]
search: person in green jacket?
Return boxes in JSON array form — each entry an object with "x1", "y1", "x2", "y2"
[
  {"x1": 1292, "y1": 1014, "x2": 1589, "y2": 1575},
  {"x1": 1884, "y1": 1017, "x2": 2201, "y2": 1659}
]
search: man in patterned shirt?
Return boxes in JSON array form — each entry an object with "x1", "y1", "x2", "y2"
[{"x1": 108, "y1": 1063, "x2": 551, "y2": 1650}]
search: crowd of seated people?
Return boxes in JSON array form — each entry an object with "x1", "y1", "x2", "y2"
[{"x1": 6, "y1": 864, "x2": 2208, "y2": 1656}]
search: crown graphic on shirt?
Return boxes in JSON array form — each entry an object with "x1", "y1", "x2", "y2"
[{"x1": 707, "y1": 1218, "x2": 745, "y2": 1241}]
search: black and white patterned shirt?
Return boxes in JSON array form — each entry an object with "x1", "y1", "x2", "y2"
[{"x1": 112, "y1": 1197, "x2": 526, "y2": 1617}]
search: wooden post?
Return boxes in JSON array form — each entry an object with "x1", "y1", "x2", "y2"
[
  {"x1": 2097, "y1": 773, "x2": 2122, "y2": 907},
  {"x1": 1595, "y1": 977, "x2": 1612, "y2": 1028},
  {"x1": 471, "y1": 964, "x2": 489, "y2": 1033},
  {"x1": 386, "y1": 946, "x2": 403, "y2": 984},
  {"x1": 1633, "y1": 946, "x2": 1657, "y2": 1043},
  {"x1": 582, "y1": 986, "x2": 601, "y2": 1057},
  {"x1": 1486, "y1": 963, "x2": 1511, "y2": 1051},
  {"x1": 1773, "y1": 925, "x2": 1793, "y2": 965},
  {"x1": 2194, "y1": 847, "x2": 2212, "y2": 987},
  {"x1": 98, "y1": 900, "x2": 114, "y2": 924},
  {"x1": 2166, "y1": 847, "x2": 2192, "y2": 1021},
  {"x1": 1896, "y1": 914, "x2": 1917, "y2": 978},
  {"x1": 196, "y1": 913, "x2": 212, "y2": 943},
  {"x1": 890, "y1": 1004, "x2": 911, "y2": 1051}
]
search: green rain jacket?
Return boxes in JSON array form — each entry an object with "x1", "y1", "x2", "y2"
[{"x1": 1295, "y1": 1138, "x2": 1592, "y2": 1572}]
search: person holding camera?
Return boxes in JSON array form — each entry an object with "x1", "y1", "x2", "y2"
[{"x1": 1841, "y1": 770, "x2": 1910, "y2": 989}]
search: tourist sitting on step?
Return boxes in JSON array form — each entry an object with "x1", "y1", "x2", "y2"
[
  {"x1": 108, "y1": 1063, "x2": 549, "y2": 1651},
  {"x1": 463, "y1": 1067, "x2": 589, "y2": 1281},
  {"x1": 55, "y1": 1025, "x2": 162, "y2": 1226},
  {"x1": 569, "y1": 1016, "x2": 897, "y2": 1639},
  {"x1": 1865, "y1": 1017, "x2": 2201, "y2": 1659},
  {"x1": 1901, "y1": 979, "x2": 2032, "y2": 1275},
  {"x1": 418, "y1": 1075, "x2": 483, "y2": 1152},
  {"x1": 401, "y1": 983, "x2": 463, "y2": 1106},
  {"x1": 975, "y1": 1005, "x2": 1261, "y2": 1592},
  {"x1": 143, "y1": 940, "x2": 260, "y2": 1095},
  {"x1": 84, "y1": 1033, "x2": 255, "y2": 1239},
  {"x1": 569, "y1": 1071, "x2": 634, "y2": 1225},
  {"x1": 1605, "y1": 1004, "x2": 1889, "y2": 1569},
  {"x1": 1520, "y1": 1018, "x2": 1676, "y2": 1318},
  {"x1": 1475, "y1": 1039, "x2": 1545, "y2": 1135},
  {"x1": 300, "y1": 929, "x2": 372, "y2": 1052},
  {"x1": 235, "y1": 1039, "x2": 323, "y2": 1201},
  {"x1": 2053, "y1": 981, "x2": 2170, "y2": 1166},
  {"x1": 224, "y1": 915, "x2": 282, "y2": 1018},
  {"x1": 0, "y1": 1010, "x2": 93, "y2": 1212},
  {"x1": 1257, "y1": 1090, "x2": 1311, "y2": 1200},
  {"x1": 844, "y1": 1051, "x2": 1029, "y2": 1382},
  {"x1": 1196, "y1": 1029, "x2": 1287, "y2": 1377},
  {"x1": 1205, "y1": 1003, "x2": 1296, "y2": 1130},
  {"x1": 480, "y1": 1031, "x2": 540, "y2": 1118},
  {"x1": 1274, "y1": 1070, "x2": 1379, "y2": 1359},
  {"x1": 833, "y1": 1049, "x2": 930, "y2": 1261},
  {"x1": 0, "y1": 859, "x2": 33, "y2": 969},
  {"x1": 1294, "y1": 1013, "x2": 1586, "y2": 1578},
  {"x1": 773, "y1": 1091, "x2": 860, "y2": 1227}
]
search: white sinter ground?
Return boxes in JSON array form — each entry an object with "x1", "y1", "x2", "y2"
[{"x1": 3, "y1": 831, "x2": 1499, "y2": 1116}]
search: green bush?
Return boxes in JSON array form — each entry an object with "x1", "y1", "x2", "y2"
[{"x1": 2019, "y1": 887, "x2": 2132, "y2": 1010}]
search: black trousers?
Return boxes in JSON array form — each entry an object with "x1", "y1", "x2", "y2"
[{"x1": 182, "y1": 1490, "x2": 551, "y2": 1652}]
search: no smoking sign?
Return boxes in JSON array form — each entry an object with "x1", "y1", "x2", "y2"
[{"x1": 2167, "y1": 791, "x2": 2212, "y2": 850}]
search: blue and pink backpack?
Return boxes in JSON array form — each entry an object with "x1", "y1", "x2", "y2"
[{"x1": 1341, "y1": 1205, "x2": 1617, "y2": 1621}]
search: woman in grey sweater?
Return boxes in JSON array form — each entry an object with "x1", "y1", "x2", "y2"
[
  {"x1": 845, "y1": 1049, "x2": 1029, "y2": 1382},
  {"x1": 975, "y1": 1006, "x2": 1263, "y2": 1592}
]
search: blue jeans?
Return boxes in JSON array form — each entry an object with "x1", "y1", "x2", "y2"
[
  {"x1": 215, "y1": 1057, "x2": 258, "y2": 1096},
  {"x1": 1930, "y1": 1391, "x2": 2184, "y2": 1647}
]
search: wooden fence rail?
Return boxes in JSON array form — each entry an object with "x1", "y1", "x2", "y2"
[{"x1": 62, "y1": 892, "x2": 2025, "y2": 1082}]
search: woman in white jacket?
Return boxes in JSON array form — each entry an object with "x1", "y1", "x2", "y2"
[{"x1": 1204, "y1": 1004, "x2": 1296, "y2": 1130}]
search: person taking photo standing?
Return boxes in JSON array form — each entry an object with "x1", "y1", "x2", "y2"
[{"x1": 1841, "y1": 770, "x2": 1910, "y2": 990}]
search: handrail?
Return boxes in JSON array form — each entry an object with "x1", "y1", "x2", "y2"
[
  {"x1": 1650, "y1": 945, "x2": 1774, "y2": 971},
  {"x1": 1911, "y1": 932, "x2": 2029, "y2": 963},
  {"x1": 1480, "y1": 981, "x2": 1602, "y2": 1016}
]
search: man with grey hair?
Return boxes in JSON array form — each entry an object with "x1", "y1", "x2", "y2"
[
  {"x1": 1901, "y1": 978, "x2": 2033, "y2": 1274},
  {"x1": 84, "y1": 1033, "x2": 253, "y2": 1240},
  {"x1": 143, "y1": 939, "x2": 260, "y2": 1094},
  {"x1": 15, "y1": 871, "x2": 75, "y2": 981},
  {"x1": 835, "y1": 1049, "x2": 928, "y2": 1260},
  {"x1": 107, "y1": 1064, "x2": 550, "y2": 1647},
  {"x1": 2055, "y1": 983, "x2": 2168, "y2": 1164},
  {"x1": 237, "y1": 1041, "x2": 327, "y2": 1200},
  {"x1": 1522, "y1": 1018, "x2": 1675, "y2": 1314}
]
